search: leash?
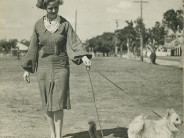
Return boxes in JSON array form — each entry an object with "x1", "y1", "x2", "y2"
[
  {"x1": 86, "y1": 67, "x2": 104, "y2": 137},
  {"x1": 98, "y1": 72, "x2": 163, "y2": 119}
]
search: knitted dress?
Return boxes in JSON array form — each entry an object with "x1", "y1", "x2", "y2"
[{"x1": 21, "y1": 16, "x2": 92, "y2": 111}]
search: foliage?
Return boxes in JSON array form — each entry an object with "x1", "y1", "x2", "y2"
[
  {"x1": 146, "y1": 22, "x2": 166, "y2": 64},
  {"x1": 0, "y1": 39, "x2": 18, "y2": 53},
  {"x1": 116, "y1": 20, "x2": 138, "y2": 53},
  {"x1": 98, "y1": 32, "x2": 114, "y2": 54},
  {"x1": 148, "y1": 22, "x2": 166, "y2": 47},
  {"x1": 9, "y1": 39, "x2": 18, "y2": 48},
  {"x1": 85, "y1": 32, "x2": 114, "y2": 56},
  {"x1": 0, "y1": 39, "x2": 31, "y2": 53},
  {"x1": 163, "y1": 9, "x2": 183, "y2": 34},
  {"x1": 84, "y1": 8, "x2": 183, "y2": 59},
  {"x1": 134, "y1": 18, "x2": 148, "y2": 46}
]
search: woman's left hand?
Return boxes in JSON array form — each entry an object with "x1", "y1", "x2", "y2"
[{"x1": 82, "y1": 56, "x2": 91, "y2": 69}]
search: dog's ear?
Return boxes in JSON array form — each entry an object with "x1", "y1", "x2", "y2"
[
  {"x1": 166, "y1": 109, "x2": 171, "y2": 118},
  {"x1": 170, "y1": 108, "x2": 175, "y2": 114}
]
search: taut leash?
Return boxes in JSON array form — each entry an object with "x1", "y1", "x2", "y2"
[
  {"x1": 98, "y1": 72, "x2": 163, "y2": 119},
  {"x1": 86, "y1": 67, "x2": 104, "y2": 137}
]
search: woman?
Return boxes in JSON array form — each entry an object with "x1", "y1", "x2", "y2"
[{"x1": 22, "y1": 0, "x2": 92, "y2": 138}]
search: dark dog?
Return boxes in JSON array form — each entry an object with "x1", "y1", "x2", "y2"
[{"x1": 88, "y1": 121, "x2": 116, "y2": 138}]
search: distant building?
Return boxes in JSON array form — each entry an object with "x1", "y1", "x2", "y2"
[
  {"x1": 163, "y1": 37, "x2": 183, "y2": 56},
  {"x1": 163, "y1": 28, "x2": 183, "y2": 56},
  {"x1": 145, "y1": 46, "x2": 172, "y2": 57},
  {"x1": 11, "y1": 42, "x2": 28, "y2": 56},
  {"x1": 145, "y1": 29, "x2": 183, "y2": 57}
]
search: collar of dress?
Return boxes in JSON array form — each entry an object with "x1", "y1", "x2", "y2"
[{"x1": 44, "y1": 15, "x2": 60, "y2": 33}]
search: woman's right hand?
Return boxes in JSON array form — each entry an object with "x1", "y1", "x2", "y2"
[
  {"x1": 23, "y1": 71, "x2": 30, "y2": 83},
  {"x1": 82, "y1": 56, "x2": 91, "y2": 70}
]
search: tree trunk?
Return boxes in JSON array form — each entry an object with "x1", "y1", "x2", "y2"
[
  {"x1": 94, "y1": 51, "x2": 96, "y2": 57},
  {"x1": 106, "y1": 52, "x2": 109, "y2": 57},
  {"x1": 120, "y1": 44, "x2": 123, "y2": 58},
  {"x1": 150, "y1": 52, "x2": 156, "y2": 64},
  {"x1": 133, "y1": 47, "x2": 136, "y2": 60},
  {"x1": 180, "y1": 46, "x2": 183, "y2": 69},
  {"x1": 127, "y1": 38, "x2": 130, "y2": 59},
  {"x1": 103, "y1": 52, "x2": 105, "y2": 57},
  {"x1": 147, "y1": 44, "x2": 157, "y2": 64},
  {"x1": 17, "y1": 48, "x2": 20, "y2": 60}
]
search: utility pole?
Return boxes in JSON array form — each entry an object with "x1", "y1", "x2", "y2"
[
  {"x1": 134, "y1": 0, "x2": 148, "y2": 61},
  {"x1": 115, "y1": 19, "x2": 119, "y2": 29},
  {"x1": 75, "y1": 10, "x2": 77, "y2": 33},
  {"x1": 114, "y1": 19, "x2": 119, "y2": 57}
]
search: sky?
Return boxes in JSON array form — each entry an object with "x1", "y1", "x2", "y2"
[{"x1": 0, "y1": 0, "x2": 182, "y2": 42}]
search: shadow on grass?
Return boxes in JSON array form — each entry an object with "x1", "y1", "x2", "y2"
[{"x1": 63, "y1": 127, "x2": 128, "y2": 138}]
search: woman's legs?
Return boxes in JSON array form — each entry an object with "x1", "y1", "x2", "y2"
[
  {"x1": 54, "y1": 110, "x2": 64, "y2": 138},
  {"x1": 45, "y1": 111, "x2": 56, "y2": 138},
  {"x1": 45, "y1": 110, "x2": 64, "y2": 138}
]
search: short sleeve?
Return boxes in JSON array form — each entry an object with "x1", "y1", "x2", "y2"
[
  {"x1": 21, "y1": 25, "x2": 39, "y2": 73},
  {"x1": 66, "y1": 23, "x2": 92, "y2": 65}
]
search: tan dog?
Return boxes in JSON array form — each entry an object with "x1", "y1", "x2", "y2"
[
  {"x1": 88, "y1": 121, "x2": 116, "y2": 138},
  {"x1": 128, "y1": 109, "x2": 183, "y2": 138}
]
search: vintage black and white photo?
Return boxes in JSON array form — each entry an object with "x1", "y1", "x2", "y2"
[{"x1": 0, "y1": 0, "x2": 183, "y2": 138}]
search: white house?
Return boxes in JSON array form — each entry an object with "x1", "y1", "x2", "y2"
[
  {"x1": 11, "y1": 42, "x2": 28, "y2": 56},
  {"x1": 16, "y1": 42, "x2": 28, "y2": 56},
  {"x1": 145, "y1": 29, "x2": 183, "y2": 57},
  {"x1": 145, "y1": 46, "x2": 171, "y2": 57}
]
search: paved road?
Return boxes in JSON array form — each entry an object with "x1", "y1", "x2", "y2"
[
  {"x1": 143, "y1": 57, "x2": 182, "y2": 68},
  {"x1": 122, "y1": 55, "x2": 182, "y2": 68}
]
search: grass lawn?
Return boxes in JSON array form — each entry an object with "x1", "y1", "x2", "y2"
[{"x1": 0, "y1": 57, "x2": 183, "y2": 138}]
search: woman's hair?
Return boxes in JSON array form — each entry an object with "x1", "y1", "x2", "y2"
[{"x1": 36, "y1": 0, "x2": 63, "y2": 9}]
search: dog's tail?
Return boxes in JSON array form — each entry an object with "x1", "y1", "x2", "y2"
[
  {"x1": 128, "y1": 115, "x2": 146, "y2": 138},
  {"x1": 88, "y1": 120, "x2": 99, "y2": 138}
]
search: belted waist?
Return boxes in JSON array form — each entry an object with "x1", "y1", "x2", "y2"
[
  {"x1": 38, "y1": 52, "x2": 69, "y2": 69},
  {"x1": 39, "y1": 44, "x2": 67, "y2": 57}
]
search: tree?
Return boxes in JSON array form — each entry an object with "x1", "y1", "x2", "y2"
[
  {"x1": 163, "y1": 9, "x2": 183, "y2": 68},
  {"x1": 114, "y1": 29, "x2": 127, "y2": 56},
  {"x1": 99, "y1": 32, "x2": 114, "y2": 56},
  {"x1": 116, "y1": 20, "x2": 137, "y2": 58},
  {"x1": 134, "y1": 18, "x2": 147, "y2": 57},
  {"x1": 0, "y1": 39, "x2": 18, "y2": 53},
  {"x1": 0, "y1": 40, "x2": 10, "y2": 53},
  {"x1": 85, "y1": 33, "x2": 114, "y2": 56},
  {"x1": 9, "y1": 39, "x2": 18, "y2": 48},
  {"x1": 0, "y1": 40, "x2": 9, "y2": 53},
  {"x1": 85, "y1": 36, "x2": 101, "y2": 55},
  {"x1": 163, "y1": 9, "x2": 183, "y2": 38},
  {"x1": 147, "y1": 22, "x2": 166, "y2": 64}
]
